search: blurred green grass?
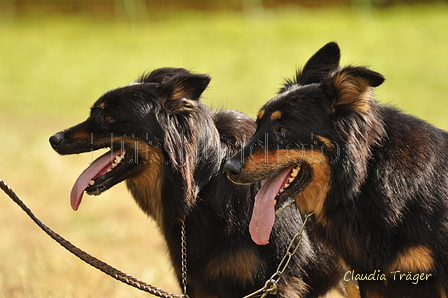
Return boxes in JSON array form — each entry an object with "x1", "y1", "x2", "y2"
[{"x1": 0, "y1": 4, "x2": 447, "y2": 297}]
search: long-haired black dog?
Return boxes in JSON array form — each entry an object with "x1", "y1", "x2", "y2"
[
  {"x1": 49, "y1": 68, "x2": 354, "y2": 298},
  {"x1": 224, "y1": 42, "x2": 448, "y2": 298}
]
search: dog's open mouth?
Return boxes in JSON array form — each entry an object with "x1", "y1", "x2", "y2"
[
  {"x1": 275, "y1": 164, "x2": 310, "y2": 213},
  {"x1": 249, "y1": 163, "x2": 310, "y2": 245},
  {"x1": 71, "y1": 147, "x2": 135, "y2": 211}
]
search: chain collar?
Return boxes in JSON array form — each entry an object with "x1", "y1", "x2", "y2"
[
  {"x1": 179, "y1": 218, "x2": 189, "y2": 298},
  {"x1": 243, "y1": 212, "x2": 314, "y2": 298}
]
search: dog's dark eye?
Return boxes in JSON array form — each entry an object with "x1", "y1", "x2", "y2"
[
  {"x1": 101, "y1": 114, "x2": 114, "y2": 123},
  {"x1": 278, "y1": 127, "x2": 289, "y2": 133}
]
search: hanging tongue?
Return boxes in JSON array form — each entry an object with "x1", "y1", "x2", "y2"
[
  {"x1": 70, "y1": 150, "x2": 123, "y2": 211},
  {"x1": 249, "y1": 166, "x2": 293, "y2": 245}
]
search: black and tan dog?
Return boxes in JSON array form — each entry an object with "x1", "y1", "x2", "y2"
[
  {"x1": 49, "y1": 68, "x2": 353, "y2": 298},
  {"x1": 224, "y1": 42, "x2": 448, "y2": 298}
]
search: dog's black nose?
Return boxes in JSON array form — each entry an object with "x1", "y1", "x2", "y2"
[
  {"x1": 224, "y1": 160, "x2": 244, "y2": 180},
  {"x1": 49, "y1": 132, "x2": 64, "y2": 147}
]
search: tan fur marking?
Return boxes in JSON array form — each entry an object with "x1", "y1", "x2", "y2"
[
  {"x1": 320, "y1": 280, "x2": 360, "y2": 298},
  {"x1": 257, "y1": 109, "x2": 265, "y2": 120},
  {"x1": 125, "y1": 142, "x2": 165, "y2": 226},
  {"x1": 277, "y1": 276, "x2": 308, "y2": 298},
  {"x1": 316, "y1": 135, "x2": 333, "y2": 150},
  {"x1": 343, "y1": 280, "x2": 361, "y2": 298},
  {"x1": 295, "y1": 152, "x2": 330, "y2": 223},
  {"x1": 206, "y1": 247, "x2": 259, "y2": 285},
  {"x1": 95, "y1": 101, "x2": 107, "y2": 109},
  {"x1": 270, "y1": 110, "x2": 283, "y2": 121},
  {"x1": 243, "y1": 149, "x2": 330, "y2": 221},
  {"x1": 171, "y1": 83, "x2": 188, "y2": 101},
  {"x1": 244, "y1": 148, "x2": 328, "y2": 167},
  {"x1": 333, "y1": 72, "x2": 373, "y2": 114},
  {"x1": 71, "y1": 129, "x2": 90, "y2": 140},
  {"x1": 439, "y1": 288, "x2": 448, "y2": 298},
  {"x1": 389, "y1": 245, "x2": 434, "y2": 272},
  {"x1": 320, "y1": 288, "x2": 344, "y2": 298}
]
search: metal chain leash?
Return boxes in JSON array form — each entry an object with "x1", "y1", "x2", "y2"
[
  {"x1": 0, "y1": 179, "x2": 181, "y2": 298},
  {"x1": 179, "y1": 218, "x2": 190, "y2": 298},
  {"x1": 243, "y1": 212, "x2": 314, "y2": 298}
]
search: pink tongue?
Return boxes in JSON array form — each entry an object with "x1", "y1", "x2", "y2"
[
  {"x1": 249, "y1": 166, "x2": 293, "y2": 245},
  {"x1": 70, "y1": 150, "x2": 123, "y2": 211}
]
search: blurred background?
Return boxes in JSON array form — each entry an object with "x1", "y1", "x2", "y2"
[{"x1": 0, "y1": 0, "x2": 447, "y2": 297}]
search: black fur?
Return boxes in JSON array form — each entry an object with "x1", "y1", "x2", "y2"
[
  {"x1": 49, "y1": 68, "x2": 349, "y2": 298},
  {"x1": 225, "y1": 42, "x2": 448, "y2": 298}
]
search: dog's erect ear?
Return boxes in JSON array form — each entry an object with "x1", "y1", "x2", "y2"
[
  {"x1": 322, "y1": 66, "x2": 385, "y2": 114},
  {"x1": 157, "y1": 72, "x2": 211, "y2": 101},
  {"x1": 138, "y1": 68, "x2": 210, "y2": 101},
  {"x1": 160, "y1": 73, "x2": 211, "y2": 113},
  {"x1": 167, "y1": 74, "x2": 211, "y2": 101},
  {"x1": 297, "y1": 42, "x2": 341, "y2": 85},
  {"x1": 281, "y1": 42, "x2": 340, "y2": 92}
]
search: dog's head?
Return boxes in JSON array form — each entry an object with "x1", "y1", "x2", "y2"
[
  {"x1": 224, "y1": 42, "x2": 385, "y2": 245},
  {"x1": 50, "y1": 68, "x2": 211, "y2": 212}
]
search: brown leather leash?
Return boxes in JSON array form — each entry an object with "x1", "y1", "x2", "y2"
[{"x1": 0, "y1": 179, "x2": 180, "y2": 298}]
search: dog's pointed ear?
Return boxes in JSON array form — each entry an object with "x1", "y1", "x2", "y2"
[
  {"x1": 161, "y1": 73, "x2": 211, "y2": 101},
  {"x1": 322, "y1": 66, "x2": 385, "y2": 115},
  {"x1": 297, "y1": 42, "x2": 341, "y2": 85},
  {"x1": 281, "y1": 42, "x2": 341, "y2": 92},
  {"x1": 160, "y1": 73, "x2": 211, "y2": 114}
]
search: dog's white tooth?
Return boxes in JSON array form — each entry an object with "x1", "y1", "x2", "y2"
[
  {"x1": 279, "y1": 188, "x2": 285, "y2": 193},
  {"x1": 288, "y1": 177, "x2": 295, "y2": 183},
  {"x1": 291, "y1": 167, "x2": 299, "y2": 177},
  {"x1": 107, "y1": 168, "x2": 112, "y2": 173},
  {"x1": 284, "y1": 183, "x2": 290, "y2": 188},
  {"x1": 111, "y1": 163, "x2": 118, "y2": 168},
  {"x1": 273, "y1": 199, "x2": 277, "y2": 205},
  {"x1": 89, "y1": 180, "x2": 95, "y2": 186},
  {"x1": 114, "y1": 153, "x2": 125, "y2": 164}
]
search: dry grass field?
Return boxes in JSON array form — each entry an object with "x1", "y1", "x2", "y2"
[{"x1": 0, "y1": 4, "x2": 447, "y2": 297}]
